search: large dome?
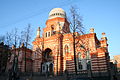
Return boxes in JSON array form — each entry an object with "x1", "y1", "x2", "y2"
[{"x1": 48, "y1": 8, "x2": 66, "y2": 19}]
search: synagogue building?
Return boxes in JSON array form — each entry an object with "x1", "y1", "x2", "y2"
[{"x1": 32, "y1": 8, "x2": 110, "y2": 75}]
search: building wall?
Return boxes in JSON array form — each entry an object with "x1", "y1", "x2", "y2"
[
  {"x1": 32, "y1": 8, "x2": 110, "y2": 75},
  {"x1": 0, "y1": 42, "x2": 9, "y2": 72},
  {"x1": 32, "y1": 28, "x2": 110, "y2": 74},
  {"x1": 113, "y1": 55, "x2": 120, "y2": 71},
  {"x1": 7, "y1": 47, "x2": 33, "y2": 72}
]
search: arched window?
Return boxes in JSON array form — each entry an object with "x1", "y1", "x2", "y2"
[
  {"x1": 49, "y1": 63, "x2": 53, "y2": 72},
  {"x1": 64, "y1": 45, "x2": 69, "y2": 54},
  {"x1": 87, "y1": 60, "x2": 91, "y2": 70},
  {"x1": 85, "y1": 51, "x2": 91, "y2": 70},
  {"x1": 48, "y1": 32, "x2": 50, "y2": 37},
  {"x1": 78, "y1": 52, "x2": 81, "y2": 60},
  {"x1": 77, "y1": 52, "x2": 91, "y2": 71},
  {"x1": 86, "y1": 51, "x2": 90, "y2": 59},
  {"x1": 78, "y1": 62, "x2": 83, "y2": 70},
  {"x1": 51, "y1": 25, "x2": 54, "y2": 30},
  {"x1": 46, "y1": 32, "x2": 47, "y2": 37},
  {"x1": 44, "y1": 48, "x2": 52, "y2": 60},
  {"x1": 77, "y1": 52, "x2": 83, "y2": 70},
  {"x1": 51, "y1": 25, "x2": 56, "y2": 35}
]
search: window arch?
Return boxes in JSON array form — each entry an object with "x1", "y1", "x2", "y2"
[
  {"x1": 78, "y1": 62, "x2": 83, "y2": 70},
  {"x1": 64, "y1": 45, "x2": 69, "y2": 56},
  {"x1": 64, "y1": 45, "x2": 69, "y2": 54},
  {"x1": 46, "y1": 32, "x2": 47, "y2": 37},
  {"x1": 86, "y1": 51, "x2": 90, "y2": 59},
  {"x1": 44, "y1": 48, "x2": 52, "y2": 59},
  {"x1": 51, "y1": 25, "x2": 54, "y2": 29},
  {"x1": 87, "y1": 60, "x2": 91, "y2": 70},
  {"x1": 63, "y1": 45, "x2": 69, "y2": 71},
  {"x1": 48, "y1": 32, "x2": 50, "y2": 37},
  {"x1": 78, "y1": 52, "x2": 81, "y2": 60},
  {"x1": 77, "y1": 52, "x2": 91, "y2": 71},
  {"x1": 51, "y1": 25, "x2": 56, "y2": 35},
  {"x1": 77, "y1": 52, "x2": 82, "y2": 70}
]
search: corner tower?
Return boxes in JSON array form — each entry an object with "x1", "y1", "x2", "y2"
[{"x1": 43, "y1": 8, "x2": 70, "y2": 38}]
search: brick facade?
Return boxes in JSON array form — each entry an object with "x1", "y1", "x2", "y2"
[
  {"x1": 7, "y1": 45, "x2": 33, "y2": 72},
  {"x1": 32, "y1": 8, "x2": 110, "y2": 75}
]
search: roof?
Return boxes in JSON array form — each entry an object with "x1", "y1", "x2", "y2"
[{"x1": 48, "y1": 8, "x2": 66, "y2": 19}]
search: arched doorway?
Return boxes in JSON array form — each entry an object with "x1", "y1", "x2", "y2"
[
  {"x1": 43, "y1": 48, "x2": 52, "y2": 60},
  {"x1": 49, "y1": 63, "x2": 53, "y2": 72},
  {"x1": 42, "y1": 48, "x2": 54, "y2": 74}
]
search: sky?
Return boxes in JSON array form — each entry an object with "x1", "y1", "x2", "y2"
[{"x1": 0, "y1": 0, "x2": 120, "y2": 59}]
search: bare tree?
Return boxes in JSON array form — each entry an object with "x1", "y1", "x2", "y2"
[
  {"x1": 6, "y1": 28, "x2": 21, "y2": 80},
  {"x1": 22, "y1": 24, "x2": 32, "y2": 72},
  {"x1": 69, "y1": 6, "x2": 85, "y2": 34},
  {"x1": 69, "y1": 6, "x2": 85, "y2": 75},
  {"x1": 4, "y1": 28, "x2": 19, "y2": 48},
  {"x1": 6, "y1": 25, "x2": 32, "y2": 72},
  {"x1": 13, "y1": 28, "x2": 19, "y2": 47},
  {"x1": 5, "y1": 32, "x2": 13, "y2": 47}
]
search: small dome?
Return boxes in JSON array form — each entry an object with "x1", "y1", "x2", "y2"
[{"x1": 49, "y1": 8, "x2": 66, "y2": 19}]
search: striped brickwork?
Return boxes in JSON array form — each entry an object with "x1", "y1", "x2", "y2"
[
  {"x1": 32, "y1": 9, "x2": 110, "y2": 75},
  {"x1": 32, "y1": 59, "x2": 42, "y2": 72},
  {"x1": 66, "y1": 59, "x2": 75, "y2": 73},
  {"x1": 32, "y1": 32, "x2": 110, "y2": 74}
]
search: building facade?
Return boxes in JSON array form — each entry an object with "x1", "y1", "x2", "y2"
[
  {"x1": 0, "y1": 42, "x2": 10, "y2": 73},
  {"x1": 7, "y1": 44, "x2": 33, "y2": 72},
  {"x1": 32, "y1": 8, "x2": 110, "y2": 75},
  {"x1": 113, "y1": 55, "x2": 120, "y2": 72}
]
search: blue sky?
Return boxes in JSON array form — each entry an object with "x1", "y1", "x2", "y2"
[{"x1": 0, "y1": 0, "x2": 120, "y2": 59}]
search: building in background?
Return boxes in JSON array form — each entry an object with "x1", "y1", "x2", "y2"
[
  {"x1": 113, "y1": 55, "x2": 120, "y2": 72},
  {"x1": 7, "y1": 44, "x2": 33, "y2": 72},
  {"x1": 0, "y1": 42, "x2": 10, "y2": 73},
  {"x1": 32, "y1": 8, "x2": 110, "y2": 75}
]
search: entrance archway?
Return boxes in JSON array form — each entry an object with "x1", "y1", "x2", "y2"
[
  {"x1": 42, "y1": 48, "x2": 54, "y2": 74},
  {"x1": 44, "y1": 48, "x2": 52, "y2": 61}
]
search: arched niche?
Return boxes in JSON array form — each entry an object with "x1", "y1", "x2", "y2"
[
  {"x1": 43, "y1": 48, "x2": 53, "y2": 62},
  {"x1": 64, "y1": 45, "x2": 69, "y2": 56}
]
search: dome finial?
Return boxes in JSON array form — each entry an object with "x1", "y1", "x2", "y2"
[
  {"x1": 90, "y1": 28, "x2": 94, "y2": 33},
  {"x1": 101, "y1": 32, "x2": 107, "y2": 40},
  {"x1": 102, "y1": 32, "x2": 106, "y2": 37}
]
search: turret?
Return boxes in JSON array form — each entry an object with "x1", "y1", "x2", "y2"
[
  {"x1": 43, "y1": 8, "x2": 70, "y2": 38},
  {"x1": 100, "y1": 32, "x2": 108, "y2": 47},
  {"x1": 20, "y1": 43, "x2": 24, "y2": 48},
  {"x1": 12, "y1": 45, "x2": 15, "y2": 49},
  {"x1": 36, "y1": 27, "x2": 40, "y2": 38},
  {"x1": 90, "y1": 28, "x2": 94, "y2": 33},
  {"x1": 101, "y1": 32, "x2": 107, "y2": 40}
]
